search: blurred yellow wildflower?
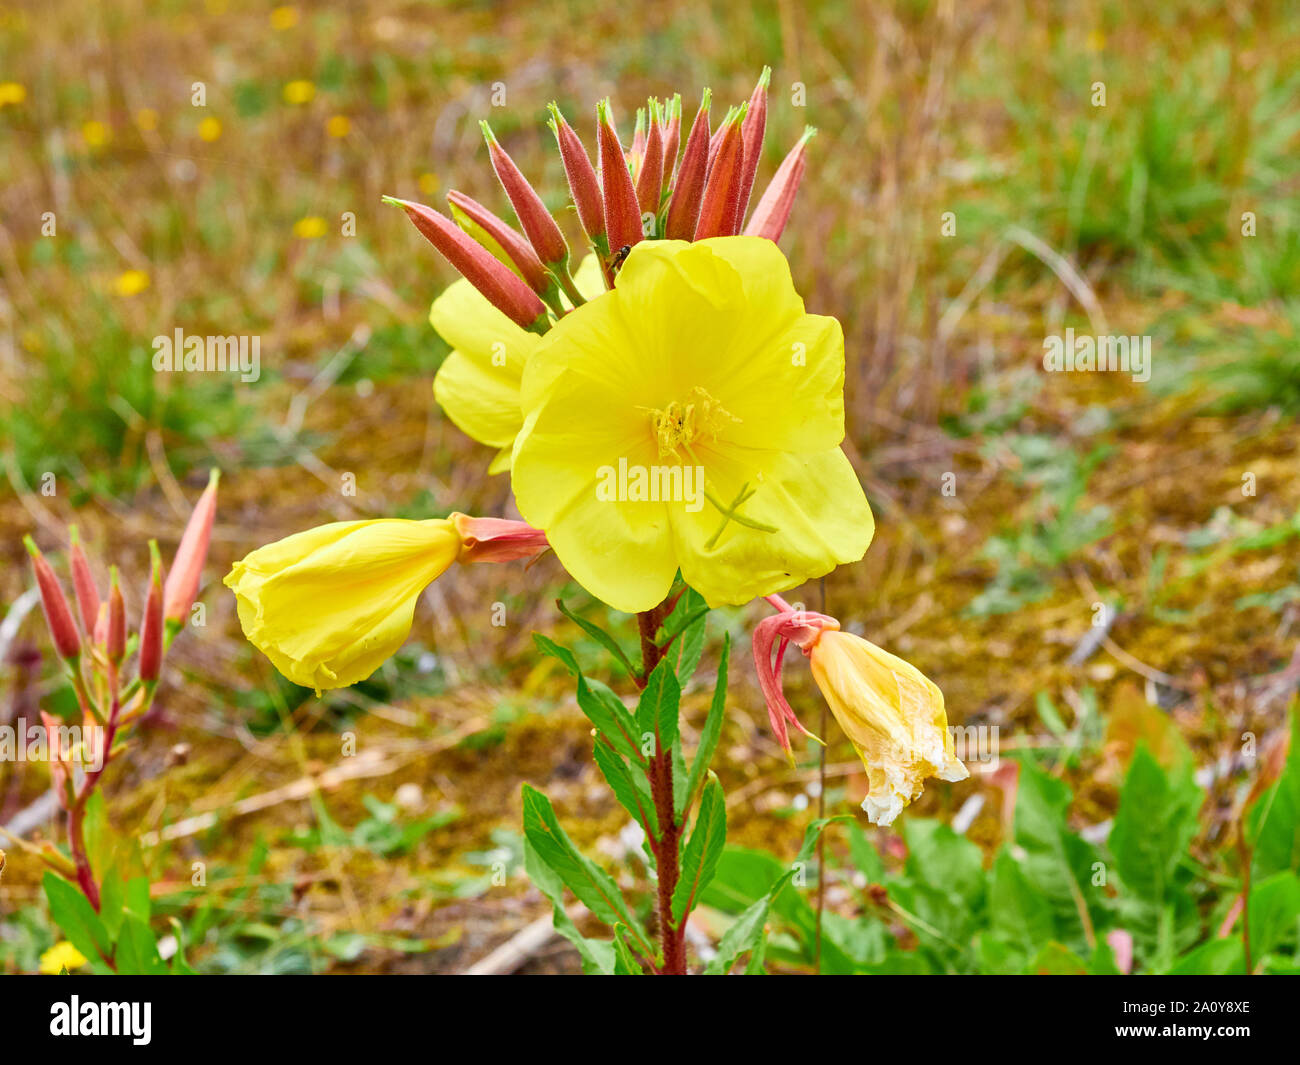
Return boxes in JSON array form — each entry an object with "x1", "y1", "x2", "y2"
[
  {"x1": 283, "y1": 80, "x2": 316, "y2": 105},
  {"x1": 135, "y1": 108, "x2": 159, "y2": 131},
  {"x1": 808, "y1": 628, "x2": 968, "y2": 825},
  {"x1": 82, "y1": 120, "x2": 110, "y2": 147},
  {"x1": 113, "y1": 269, "x2": 150, "y2": 297},
  {"x1": 198, "y1": 116, "x2": 222, "y2": 142},
  {"x1": 225, "y1": 519, "x2": 461, "y2": 693},
  {"x1": 39, "y1": 941, "x2": 88, "y2": 974},
  {"x1": 293, "y1": 216, "x2": 328, "y2": 239},
  {"x1": 270, "y1": 5, "x2": 299, "y2": 30},
  {"x1": 0, "y1": 82, "x2": 26, "y2": 107},
  {"x1": 417, "y1": 172, "x2": 441, "y2": 197},
  {"x1": 326, "y1": 114, "x2": 351, "y2": 138},
  {"x1": 510, "y1": 236, "x2": 873, "y2": 612}
]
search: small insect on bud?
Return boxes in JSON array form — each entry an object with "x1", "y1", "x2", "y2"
[
  {"x1": 67, "y1": 526, "x2": 100, "y2": 634},
  {"x1": 384, "y1": 196, "x2": 549, "y2": 333},
  {"x1": 596, "y1": 99, "x2": 643, "y2": 260},
  {"x1": 138, "y1": 540, "x2": 164, "y2": 684},
  {"x1": 23, "y1": 536, "x2": 81, "y2": 661}
]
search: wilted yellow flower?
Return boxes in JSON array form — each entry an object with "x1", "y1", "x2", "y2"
[
  {"x1": 82, "y1": 120, "x2": 110, "y2": 147},
  {"x1": 293, "y1": 215, "x2": 328, "y2": 239},
  {"x1": 510, "y1": 237, "x2": 873, "y2": 612},
  {"x1": 270, "y1": 5, "x2": 299, "y2": 29},
  {"x1": 135, "y1": 108, "x2": 159, "y2": 131},
  {"x1": 283, "y1": 80, "x2": 316, "y2": 105},
  {"x1": 198, "y1": 116, "x2": 222, "y2": 142},
  {"x1": 224, "y1": 519, "x2": 461, "y2": 693},
  {"x1": 113, "y1": 269, "x2": 150, "y2": 297},
  {"x1": 0, "y1": 82, "x2": 26, "y2": 107},
  {"x1": 326, "y1": 114, "x2": 351, "y2": 138},
  {"x1": 809, "y1": 629, "x2": 968, "y2": 825},
  {"x1": 39, "y1": 941, "x2": 87, "y2": 974},
  {"x1": 431, "y1": 254, "x2": 603, "y2": 473}
]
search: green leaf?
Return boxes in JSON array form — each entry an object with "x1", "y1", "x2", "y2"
[
  {"x1": 555, "y1": 598, "x2": 637, "y2": 677},
  {"x1": 1110, "y1": 744, "x2": 1202, "y2": 904},
  {"x1": 660, "y1": 588, "x2": 709, "y2": 684},
  {"x1": 636, "y1": 657, "x2": 681, "y2": 753},
  {"x1": 683, "y1": 635, "x2": 729, "y2": 815},
  {"x1": 43, "y1": 872, "x2": 111, "y2": 965},
  {"x1": 1247, "y1": 870, "x2": 1300, "y2": 962},
  {"x1": 114, "y1": 915, "x2": 168, "y2": 975},
  {"x1": 989, "y1": 848, "x2": 1056, "y2": 959},
  {"x1": 705, "y1": 894, "x2": 773, "y2": 975},
  {"x1": 593, "y1": 739, "x2": 657, "y2": 836},
  {"x1": 672, "y1": 775, "x2": 727, "y2": 921},
  {"x1": 904, "y1": 819, "x2": 986, "y2": 905},
  {"x1": 612, "y1": 925, "x2": 646, "y2": 974},
  {"x1": 521, "y1": 785, "x2": 653, "y2": 955},
  {"x1": 847, "y1": 822, "x2": 886, "y2": 881},
  {"x1": 1248, "y1": 707, "x2": 1300, "y2": 879},
  {"x1": 1166, "y1": 937, "x2": 1245, "y2": 975},
  {"x1": 98, "y1": 866, "x2": 127, "y2": 942},
  {"x1": 534, "y1": 633, "x2": 643, "y2": 762},
  {"x1": 523, "y1": 839, "x2": 617, "y2": 976}
]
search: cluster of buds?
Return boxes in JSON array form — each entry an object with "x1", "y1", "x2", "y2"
[
  {"x1": 384, "y1": 67, "x2": 815, "y2": 330},
  {"x1": 16, "y1": 471, "x2": 218, "y2": 910}
]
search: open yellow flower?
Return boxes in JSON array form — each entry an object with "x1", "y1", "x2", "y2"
[
  {"x1": 808, "y1": 629, "x2": 968, "y2": 825},
  {"x1": 431, "y1": 254, "x2": 603, "y2": 473},
  {"x1": 40, "y1": 940, "x2": 88, "y2": 974},
  {"x1": 510, "y1": 236, "x2": 873, "y2": 612},
  {"x1": 225, "y1": 519, "x2": 461, "y2": 693}
]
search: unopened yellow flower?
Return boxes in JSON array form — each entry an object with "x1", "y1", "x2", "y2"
[
  {"x1": 113, "y1": 269, "x2": 150, "y2": 297},
  {"x1": 40, "y1": 941, "x2": 87, "y2": 974},
  {"x1": 293, "y1": 215, "x2": 328, "y2": 239},
  {"x1": 198, "y1": 116, "x2": 222, "y2": 142},
  {"x1": 225, "y1": 519, "x2": 461, "y2": 693},
  {"x1": 431, "y1": 254, "x2": 602, "y2": 473},
  {"x1": 510, "y1": 237, "x2": 873, "y2": 612},
  {"x1": 0, "y1": 82, "x2": 26, "y2": 107},
  {"x1": 283, "y1": 80, "x2": 316, "y2": 105},
  {"x1": 809, "y1": 629, "x2": 968, "y2": 825}
]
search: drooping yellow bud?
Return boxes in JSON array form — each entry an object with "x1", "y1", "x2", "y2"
[
  {"x1": 224, "y1": 519, "x2": 461, "y2": 694},
  {"x1": 808, "y1": 630, "x2": 968, "y2": 825}
]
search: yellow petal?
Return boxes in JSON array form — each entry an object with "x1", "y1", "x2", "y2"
[
  {"x1": 40, "y1": 941, "x2": 88, "y2": 974},
  {"x1": 224, "y1": 519, "x2": 460, "y2": 693},
  {"x1": 810, "y1": 630, "x2": 968, "y2": 825}
]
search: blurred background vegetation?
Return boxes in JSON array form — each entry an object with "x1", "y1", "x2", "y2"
[{"x1": 1, "y1": 0, "x2": 1298, "y2": 973}]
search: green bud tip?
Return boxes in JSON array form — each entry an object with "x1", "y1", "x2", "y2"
[
  {"x1": 22, "y1": 534, "x2": 40, "y2": 558},
  {"x1": 699, "y1": 87, "x2": 712, "y2": 112},
  {"x1": 109, "y1": 565, "x2": 120, "y2": 590},
  {"x1": 479, "y1": 119, "x2": 498, "y2": 145},
  {"x1": 758, "y1": 65, "x2": 772, "y2": 89},
  {"x1": 148, "y1": 539, "x2": 162, "y2": 579},
  {"x1": 801, "y1": 125, "x2": 818, "y2": 144},
  {"x1": 207, "y1": 467, "x2": 221, "y2": 488}
]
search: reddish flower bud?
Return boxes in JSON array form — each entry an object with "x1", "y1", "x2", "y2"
[
  {"x1": 548, "y1": 103, "x2": 606, "y2": 253},
  {"x1": 23, "y1": 536, "x2": 80, "y2": 660},
  {"x1": 597, "y1": 98, "x2": 643, "y2": 258},
  {"x1": 636, "y1": 100, "x2": 665, "y2": 222},
  {"x1": 41, "y1": 711, "x2": 71, "y2": 807},
  {"x1": 67, "y1": 526, "x2": 99, "y2": 635},
  {"x1": 744, "y1": 126, "x2": 816, "y2": 243},
  {"x1": 93, "y1": 602, "x2": 108, "y2": 647},
  {"x1": 480, "y1": 121, "x2": 570, "y2": 269},
  {"x1": 446, "y1": 189, "x2": 555, "y2": 300},
  {"x1": 163, "y1": 468, "x2": 219, "y2": 627},
  {"x1": 664, "y1": 90, "x2": 711, "y2": 241},
  {"x1": 629, "y1": 107, "x2": 647, "y2": 179},
  {"x1": 451, "y1": 513, "x2": 549, "y2": 564},
  {"x1": 384, "y1": 197, "x2": 549, "y2": 332},
  {"x1": 138, "y1": 541, "x2": 164, "y2": 684},
  {"x1": 737, "y1": 67, "x2": 771, "y2": 226},
  {"x1": 694, "y1": 105, "x2": 747, "y2": 240},
  {"x1": 661, "y1": 94, "x2": 682, "y2": 188},
  {"x1": 107, "y1": 567, "x2": 126, "y2": 663}
]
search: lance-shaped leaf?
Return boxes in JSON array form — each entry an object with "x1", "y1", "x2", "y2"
[
  {"x1": 672, "y1": 774, "x2": 727, "y2": 921},
  {"x1": 683, "y1": 634, "x2": 729, "y2": 814},
  {"x1": 534, "y1": 634, "x2": 642, "y2": 761},
  {"x1": 593, "y1": 738, "x2": 658, "y2": 837},
  {"x1": 636, "y1": 656, "x2": 681, "y2": 753}
]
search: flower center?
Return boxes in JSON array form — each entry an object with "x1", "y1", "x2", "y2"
[{"x1": 640, "y1": 387, "x2": 737, "y2": 459}]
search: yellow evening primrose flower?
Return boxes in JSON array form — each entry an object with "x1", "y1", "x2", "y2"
[
  {"x1": 198, "y1": 116, "x2": 222, "y2": 142},
  {"x1": 270, "y1": 5, "x2": 299, "y2": 29},
  {"x1": 82, "y1": 120, "x2": 110, "y2": 147},
  {"x1": 135, "y1": 107, "x2": 159, "y2": 131},
  {"x1": 809, "y1": 629, "x2": 968, "y2": 825},
  {"x1": 431, "y1": 253, "x2": 603, "y2": 473},
  {"x1": 0, "y1": 82, "x2": 27, "y2": 107},
  {"x1": 40, "y1": 941, "x2": 88, "y2": 974},
  {"x1": 325, "y1": 114, "x2": 350, "y2": 138},
  {"x1": 510, "y1": 236, "x2": 874, "y2": 612},
  {"x1": 225, "y1": 519, "x2": 461, "y2": 694}
]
